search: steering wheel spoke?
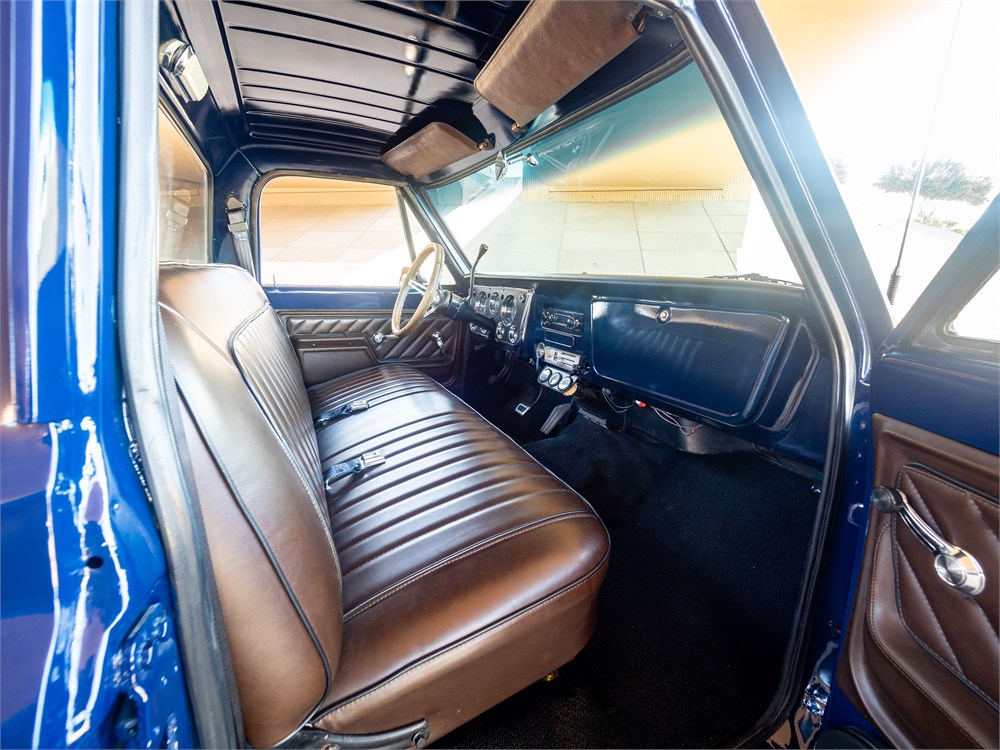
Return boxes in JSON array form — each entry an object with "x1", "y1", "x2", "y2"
[
  {"x1": 392, "y1": 243, "x2": 445, "y2": 337},
  {"x1": 422, "y1": 296, "x2": 440, "y2": 319}
]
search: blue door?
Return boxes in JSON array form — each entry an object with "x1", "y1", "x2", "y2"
[{"x1": 832, "y1": 199, "x2": 999, "y2": 748}]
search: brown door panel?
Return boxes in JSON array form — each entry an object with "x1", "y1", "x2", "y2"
[
  {"x1": 839, "y1": 415, "x2": 999, "y2": 749},
  {"x1": 278, "y1": 310, "x2": 463, "y2": 387}
]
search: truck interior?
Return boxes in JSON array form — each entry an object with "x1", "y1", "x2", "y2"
[{"x1": 132, "y1": 1, "x2": 851, "y2": 747}]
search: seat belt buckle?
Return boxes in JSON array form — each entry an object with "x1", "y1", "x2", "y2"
[
  {"x1": 347, "y1": 399, "x2": 370, "y2": 414},
  {"x1": 324, "y1": 449, "x2": 385, "y2": 492},
  {"x1": 315, "y1": 399, "x2": 370, "y2": 429},
  {"x1": 356, "y1": 449, "x2": 385, "y2": 469}
]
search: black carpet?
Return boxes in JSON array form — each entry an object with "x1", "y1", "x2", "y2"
[{"x1": 437, "y1": 417, "x2": 817, "y2": 749}]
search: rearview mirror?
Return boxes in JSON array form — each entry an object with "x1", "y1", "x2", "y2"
[{"x1": 494, "y1": 152, "x2": 508, "y2": 182}]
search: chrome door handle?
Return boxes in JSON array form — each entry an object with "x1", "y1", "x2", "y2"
[{"x1": 871, "y1": 486, "x2": 986, "y2": 596}]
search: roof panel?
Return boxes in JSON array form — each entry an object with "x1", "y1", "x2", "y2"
[
  {"x1": 168, "y1": 0, "x2": 688, "y2": 181},
  {"x1": 223, "y1": 0, "x2": 490, "y2": 59},
  {"x1": 239, "y1": 69, "x2": 431, "y2": 109}
]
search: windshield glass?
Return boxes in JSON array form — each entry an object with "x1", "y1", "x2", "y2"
[{"x1": 425, "y1": 63, "x2": 799, "y2": 283}]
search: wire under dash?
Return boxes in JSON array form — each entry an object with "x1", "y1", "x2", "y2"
[{"x1": 601, "y1": 388, "x2": 634, "y2": 414}]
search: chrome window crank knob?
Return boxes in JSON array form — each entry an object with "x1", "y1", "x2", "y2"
[{"x1": 871, "y1": 486, "x2": 986, "y2": 596}]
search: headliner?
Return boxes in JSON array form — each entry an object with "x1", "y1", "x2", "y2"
[{"x1": 166, "y1": 0, "x2": 686, "y2": 183}]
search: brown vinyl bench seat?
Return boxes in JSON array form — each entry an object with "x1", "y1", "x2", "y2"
[{"x1": 158, "y1": 263, "x2": 609, "y2": 747}]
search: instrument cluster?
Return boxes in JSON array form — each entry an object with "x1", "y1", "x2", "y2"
[{"x1": 469, "y1": 285, "x2": 533, "y2": 347}]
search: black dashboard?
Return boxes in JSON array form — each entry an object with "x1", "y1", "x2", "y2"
[{"x1": 465, "y1": 276, "x2": 832, "y2": 468}]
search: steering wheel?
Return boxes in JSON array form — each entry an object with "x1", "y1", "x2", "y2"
[{"x1": 392, "y1": 242, "x2": 446, "y2": 336}]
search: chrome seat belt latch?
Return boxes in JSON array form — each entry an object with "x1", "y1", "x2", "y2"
[{"x1": 324, "y1": 450, "x2": 386, "y2": 492}]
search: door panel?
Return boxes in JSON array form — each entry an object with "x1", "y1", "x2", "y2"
[
  {"x1": 835, "y1": 197, "x2": 999, "y2": 749},
  {"x1": 839, "y1": 415, "x2": 998, "y2": 749},
  {"x1": 278, "y1": 309, "x2": 463, "y2": 386}
]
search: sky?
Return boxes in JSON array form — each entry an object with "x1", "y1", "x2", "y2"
[
  {"x1": 759, "y1": 0, "x2": 999, "y2": 322},
  {"x1": 763, "y1": 0, "x2": 1000, "y2": 206}
]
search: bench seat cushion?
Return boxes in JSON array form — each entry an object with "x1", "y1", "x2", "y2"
[{"x1": 309, "y1": 365, "x2": 609, "y2": 740}]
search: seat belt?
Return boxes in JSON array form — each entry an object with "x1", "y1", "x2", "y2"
[
  {"x1": 225, "y1": 195, "x2": 256, "y2": 276},
  {"x1": 161, "y1": 189, "x2": 193, "y2": 261},
  {"x1": 314, "y1": 399, "x2": 369, "y2": 429},
  {"x1": 324, "y1": 450, "x2": 386, "y2": 492}
]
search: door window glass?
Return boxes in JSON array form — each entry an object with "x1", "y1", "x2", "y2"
[
  {"x1": 259, "y1": 176, "x2": 453, "y2": 287},
  {"x1": 759, "y1": 0, "x2": 1000, "y2": 321},
  {"x1": 158, "y1": 109, "x2": 210, "y2": 262},
  {"x1": 948, "y1": 272, "x2": 1000, "y2": 343}
]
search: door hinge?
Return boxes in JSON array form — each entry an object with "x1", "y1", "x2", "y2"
[
  {"x1": 768, "y1": 640, "x2": 837, "y2": 748},
  {"x1": 111, "y1": 604, "x2": 188, "y2": 748}
]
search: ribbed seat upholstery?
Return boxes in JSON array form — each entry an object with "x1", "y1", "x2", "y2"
[
  {"x1": 307, "y1": 366, "x2": 609, "y2": 736},
  {"x1": 157, "y1": 263, "x2": 609, "y2": 747}
]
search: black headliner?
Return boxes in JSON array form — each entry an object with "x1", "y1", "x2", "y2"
[{"x1": 167, "y1": 0, "x2": 686, "y2": 183}]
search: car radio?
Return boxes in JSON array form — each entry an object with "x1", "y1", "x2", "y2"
[{"x1": 540, "y1": 307, "x2": 584, "y2": 335}]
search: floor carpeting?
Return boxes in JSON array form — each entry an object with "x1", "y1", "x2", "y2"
[{"x1": 437, "y1": 416, "x2": 817, "y2": 748}]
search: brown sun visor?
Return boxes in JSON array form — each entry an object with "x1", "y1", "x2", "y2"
[
  {"x1": 381, "y1": 122, "x2": 486, "y2": 179},
  {"x1": 475, "y1": 0, "x2": 646, "y2": 129}
]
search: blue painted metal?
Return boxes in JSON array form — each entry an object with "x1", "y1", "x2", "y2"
[
  {"x1": 872, "y1": 348, "x2": 999, "y2": 455},
  {"x1": 790, "y1": 385, "x2": 880, "y2": 741},
  {"x1": 0, "y1": 1, "x2": 194, "y2": 746},
  {"x1": 266, "y1": 287, "x2": 424, "y2": 312},
  {"x1": 110, "y1": 602, "x2": 189, "y2": 749}
]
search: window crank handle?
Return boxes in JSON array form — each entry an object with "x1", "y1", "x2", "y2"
[
  {"x1": 871, "y1": 486, "x2": 985, "y2": 596},
  {"x1": 431, "y1": 331, "x2": 448, "y2": 356}
]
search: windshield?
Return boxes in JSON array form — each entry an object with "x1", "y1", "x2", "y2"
[{"x1": 425, "y1": 64, "x2": 799, "y2": 283}]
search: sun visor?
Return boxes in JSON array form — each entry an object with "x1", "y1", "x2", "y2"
[
  {"x1": 381, "y1": 122, "x2": 485, "y2": 179},
  {"x1": 475, "y1": 0, "x2": 645, "y2": 129}
]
